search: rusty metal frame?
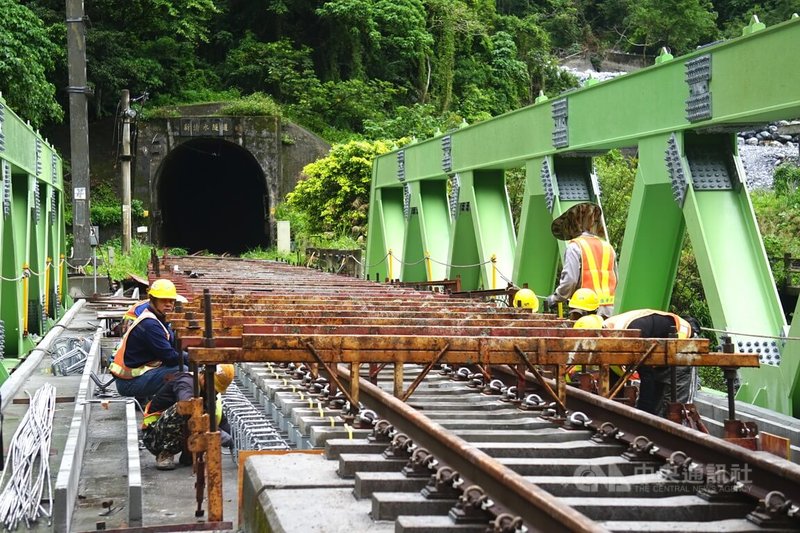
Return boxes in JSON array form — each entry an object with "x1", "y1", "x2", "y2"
[
  {"x1": 303, "y1": 340, "x2": 358, "y2": 409},
  {"x1": 606, "y1": 341, "x2": 658, "y2": 400},
  {"x1": 513, "y1": 344, "x2": 566, "y2": 412},
  {"x1": 400, "y1": 343, "x2": 450, "y2": 401}
]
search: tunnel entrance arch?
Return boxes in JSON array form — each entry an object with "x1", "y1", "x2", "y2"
[{"x1": 154, "y1": 138, "x2": 269, "y2": 254}]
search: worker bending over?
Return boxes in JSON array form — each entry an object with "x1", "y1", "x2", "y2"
[
  {"x1": 110, "y1": 279, "x2": 189, "y2": 399},
  {"x1": 603, "y1": 310, "x2": 699, "y2": 416},
  {"x1": 142, "y1": 364, "x2": 235, "y2": 470},
  {"x1": 546, "y1": 202, "x2": 617, "y2": 318}
]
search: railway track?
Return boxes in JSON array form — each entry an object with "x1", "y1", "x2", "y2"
[
  {"x1": 235, "y1": 362, "x2": 800, "y2": 532},
  {"x1": 151, "y1": 254, "x2": 799, "y2": 532}
]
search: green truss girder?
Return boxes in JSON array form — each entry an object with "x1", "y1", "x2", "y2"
[
  {"x1": 366, "y1": 17, "x2": 800, "y2": 414},
  {"x1": 0, "y1": 97, "x2": 67, "y2": 360}
]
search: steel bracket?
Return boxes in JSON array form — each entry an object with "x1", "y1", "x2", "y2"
[
  {"x1": 540, "y1": 159, "x2": 554, "y2": 212},
  {"x1": 686, "y1": 54, "x2": 712, "y2": 122},
  {"x1": 551, "y1": 98, "x2": 569, "y2": 148},
  {"x1": 442, "y1": 135, "x2": 452, "y2": 173},
  {"x1": 665, "y1": 133, "x2": 688, "y2": 207}
]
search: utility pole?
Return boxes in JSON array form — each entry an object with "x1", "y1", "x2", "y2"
[
  {"x1": 66, "y1": 0, "x2": 91, "y2": 262},
  {"x1": 121, "y1": 89, "x2": 132, "y2": 254}
]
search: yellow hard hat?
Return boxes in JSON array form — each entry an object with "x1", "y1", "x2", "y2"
[
  {"x1": 148, "y1": 279, "x2": 179, "y2": 300},
  {"x1": 513, "y1": 288, "x2": 539, "y2": 312},
  {"x1": 214, "y1": 364, "x2": 235, "y2": 393},
  {"x1": 569, "y1": 288, "x2": 600, "y2": 312},
  {"x1": 573, "y1": 314, "x2": 605, "y2": 329}
]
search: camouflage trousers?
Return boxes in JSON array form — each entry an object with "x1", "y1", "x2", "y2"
[{"x1": 142, "y1": 404, "x2": 189, "y2": 456}]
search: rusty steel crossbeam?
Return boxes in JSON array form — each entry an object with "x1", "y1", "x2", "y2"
[
  {"x1": 239, "y1": 324, "x2": 638, "y2": 337},
  {"x1": 188, "y1": 336, "x2": 757, "y2": 367},
  {"x1": 221, "y1": 316, "x2": 565, "y2": 327},
  {"x1": 177, "y1": 326, "x2": 638, "y2": 350},
  {"x1": 222, "y1": 308, "x2": 528, "y2": 317}
]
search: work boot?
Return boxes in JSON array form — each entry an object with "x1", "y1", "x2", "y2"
[{"x1": 156, "y1": 451, "x2": 175, "y2": 471}]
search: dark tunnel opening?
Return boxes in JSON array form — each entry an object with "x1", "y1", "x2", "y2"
[{"x1": 157, "y1": 138, "x2": 270, "y2": 254}]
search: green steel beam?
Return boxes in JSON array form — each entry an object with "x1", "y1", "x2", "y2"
[
  {"x1": 0, "y1": 96, "x2": 66, "y2": 360},
  {"x1": 366, "y1": 16, "x2": 800, "y2": 413}
]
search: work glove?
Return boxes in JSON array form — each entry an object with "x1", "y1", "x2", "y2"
[{"x1": 545, "y1": 295, "x2": 558, "y2": 309}]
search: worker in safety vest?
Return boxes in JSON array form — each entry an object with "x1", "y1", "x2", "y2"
[
  {"x1": 121, "y1": 290, "x2": 188, "y2": 334},
  {"x1": 545, "y1": 202, "x2": 617, "y2": 318},
  {"x1": 142, "y1": 364, "x2": 235, "y2": 470},
  {"x1": 603, "y1": 310, "x2": 699, "y2": 417},
  {"x1": 110, "y1": 279, "x2": 189, "y2": 399}
]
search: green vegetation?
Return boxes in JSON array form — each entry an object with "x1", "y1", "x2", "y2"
[
  {"x1": 18, "y1": 0, "x2": 783, "y2": 138},
  {"x1": 217, "y1": 93, "x2": 282, "y2": 117},
  {"x1": 753, "y1": 164, "x2": 800, "y2": 289},
  {"x1": 0, "y1": 1, "x2": 63, "y2": 127},
  {"x1": 63, "y1": 184, "x2": 147, "y2": 228},
  {"x1": 284, "y1": 140, "x2": 393, "y2": 240},
  {"x1": 85, "y1": 239, "x2": 151, "y2": 280}
]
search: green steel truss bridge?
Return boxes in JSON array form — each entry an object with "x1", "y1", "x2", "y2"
[
  {"x1": 0, "y1": 94, "x2": 68, "y2": 374},
  {"x1": 366, "y1": 16, "x2": 800, "y2": 415}
]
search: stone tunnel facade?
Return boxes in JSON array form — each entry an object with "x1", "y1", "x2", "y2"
[{"x1": 136, "y1": 110, "x2": 328, "y2": 254}]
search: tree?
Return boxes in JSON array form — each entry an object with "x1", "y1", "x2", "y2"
[
  {"x1": 625, "y1": 0, "x2": 719, "y2": 55},
  {"x1": 222, "y1": 35, "x2": 318, "y2": 100},
  {"x1": 286, "y1": 140, "x2": 392, "y2": 236},
  {"x1": 0, "y1": 1, "x2": 63, "y2": 127}
]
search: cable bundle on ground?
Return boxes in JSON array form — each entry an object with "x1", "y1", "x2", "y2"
[{"x1": 0, "y1": 383, "x2": 56, "y2": 530}]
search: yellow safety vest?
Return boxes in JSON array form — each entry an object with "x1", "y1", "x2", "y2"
[
  {"x1": 603, "y1": 309, "x2": 692, "y2": 339},
  {"x1": 109, "y1": 309, "x2": 169, "y2": 380},
  {"x1": 141, "y1": 397, "x2": 223, "y2": 429}
]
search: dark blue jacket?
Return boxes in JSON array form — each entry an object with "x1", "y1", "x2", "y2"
[{"x1": 124, "y1": 307, "x2": 185, "y2": 368}]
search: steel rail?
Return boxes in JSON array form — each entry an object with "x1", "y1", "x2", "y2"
[
  {"x1": 487, "y1": 365, "x2": 800, "y2": 505},
  {"x1": 338, "y1": 364, "x2": 608, "y2": 533},
  {"x1": 566, "y1": 382, "x2": 800, "y2": 504}
]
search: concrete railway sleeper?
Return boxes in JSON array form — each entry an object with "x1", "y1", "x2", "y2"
[{"x1": 236, "y1": 361, "x2": 800, "y2": 532}]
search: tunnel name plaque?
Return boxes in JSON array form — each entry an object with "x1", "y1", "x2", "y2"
[{"x1": 175, "y1": 118, "x2": 234, "y2": 137}]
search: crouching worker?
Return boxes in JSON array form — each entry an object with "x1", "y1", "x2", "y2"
[
  {"x1": 603, "y1": 310, "x2": 699, "y2": 417},
  {"x1": 142, "y1": 364, "x2": 235, "y2": 470},
  {"x1": 110, "y1": 279, "x2": 189, "y2": 399}
]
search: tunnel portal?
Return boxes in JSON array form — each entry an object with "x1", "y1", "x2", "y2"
[{"x1": 157, "y1": 138, "x2": 269, "y2": 254}]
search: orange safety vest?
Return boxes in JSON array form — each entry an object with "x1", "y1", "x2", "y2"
[
  {"x1": 604, "y1": 309, "x2": 693, "y2": 339},
  {"x1": 570, "y1": 235, "x2": 617, "y2": 306},
  {"x1": 109, "y1": 309, "x2": 169, "y2": 380},
  {"x1": 123, "y1": 299, "x2": 149, "y2": 322}
]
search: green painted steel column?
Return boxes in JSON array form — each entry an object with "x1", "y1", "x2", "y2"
[
  {"x1": 786, "y1": 299, "x2": 800, "y2": 414},
  {"x1": 401, "y1": 181, "x2": 426, "y2": 281},
  {"x1": 447, "y1": 171, "x2": 481, "y2": 289},
  {"x1": 681, "y1": 134, "x2": 788, "y2": 411},
  {"x1": 514, "y1": 157, "x2": 561, "y2": 295},
  {"x1": 416, "y1": 179, "x2": 450, "y2": 281},
  {"x1": 615, "y1": 134, "x2": 685, "y2": 313},
  {"x1": 448, "y1": 170, "x2": 515, "y2": 290}
]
